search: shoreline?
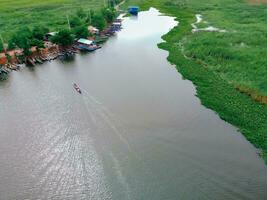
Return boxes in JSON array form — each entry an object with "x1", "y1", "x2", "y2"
[
  {"x1": 0, "y1": 19, "x2": 124, "y2": 79},
  {"x1": 0, "y1": 1, "x2": 126, "y2": 79},
  {"x1": 124, "y1": 0, "x2": 267, "y2": 163}
]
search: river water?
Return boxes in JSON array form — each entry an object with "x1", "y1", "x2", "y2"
[{"x1": 0, "y1": 8, "x2": 266, "y2": 200}]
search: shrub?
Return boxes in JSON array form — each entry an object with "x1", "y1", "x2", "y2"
[
  {"x1": 72, "y1": 25, "x2": 89, "y2": 39},
  {"x1": 51, "y1": 29, "x2": 74, "y2": 46}
]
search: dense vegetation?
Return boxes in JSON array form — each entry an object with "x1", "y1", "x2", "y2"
[
  {"x1": 0, "y1": 0, "x2": 103, "y2": 40},
  {"x1": 124, "y1": 0, "x2": 267, "y2": 162},
  {"x1": 0, "y1": 40, "x2": 3, "y2": 51},
  {"x1": 0, "y1": 0, "x2": 119, "y2": 51},
  {"x1": 0, "y1": 3, "x2": 118, "y2": 55}
]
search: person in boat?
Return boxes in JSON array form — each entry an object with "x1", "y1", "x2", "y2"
[{"x1": 73, "y1": 83, "x2": 82, "y2": 94}]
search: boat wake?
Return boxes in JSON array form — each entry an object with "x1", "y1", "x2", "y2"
[{"x1": 81, "y1": 88, "x2": 139, "y2": 159}]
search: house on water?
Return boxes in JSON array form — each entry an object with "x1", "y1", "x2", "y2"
[
  {"x1": 76, "y1": 38, "x2": 99, "y2": 52},
  {"x1": 128, "y1": 6, "x2": 139, "y2": 15}
]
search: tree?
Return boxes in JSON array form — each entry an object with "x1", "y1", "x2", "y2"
[
  {"x1": 51, "y1": 29, "x2": 74, "y2": 46},
  {"x1": 91, "y1": 12, "x2": 106, "y2": 31},
  {"x1": 76, "y1": 8, "x2": 87, "y2": 19},
  {"x1": 32, "y1": 26, "x2": 49, "y2": 40},
  {"x1": 69, "y1": 16, "x2": 83, "y2": 28},
  {"x1": 9, "y1": 28, "x2": 33, "y2": 55},
  {"x1": 8, "y1": 39, "x2": 16, "y2": 50},
  {"x1": 102, "y1": 7, "x2": 116, "y2": 23},
  {"x1": 86, "y1": 9, "x2": 95, "y2": 24},
  {"x1": 18, "y1": 27, "x2": 33, "y2": 40},
  {"x1": 0, "y1": 42, "x2": 3, "y2": 52},
  {"x1": 30, "y1": 39, "x2": 44, "y2": 49},
  {"x1": 72, "y1": 25, "x2": 89, "y2": 38}
]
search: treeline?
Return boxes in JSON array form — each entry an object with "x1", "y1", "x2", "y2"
[
  {"x1": 51, "y1": 7, "x2": 117, "y2": 46},
  {"x1": 0, "y1": 5, "x2": 118, "y2": 55}
]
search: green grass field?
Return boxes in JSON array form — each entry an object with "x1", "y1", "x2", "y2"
[
  {"x1": 0, "y1": 0, "x2": 104, "y2": 40},
  {"x1": 124, "y1": 0, "x2": 267, "y2": 162}
]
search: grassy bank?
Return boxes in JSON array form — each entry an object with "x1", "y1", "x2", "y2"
[{"x1": 124, "y1": 0, "x2": 267, "y2": 162}]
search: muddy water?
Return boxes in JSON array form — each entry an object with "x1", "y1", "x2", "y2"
[{"x1": 0, "y1": 8, "x2": 266, "y2": 200}]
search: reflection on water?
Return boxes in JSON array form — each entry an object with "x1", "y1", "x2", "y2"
[{"x1": 0, "y1": 8, "x2": 267, "y2": 200}]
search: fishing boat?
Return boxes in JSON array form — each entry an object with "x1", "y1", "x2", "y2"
[{"x1": 73, "y1": 83, "x2": 82, "y2": 94}]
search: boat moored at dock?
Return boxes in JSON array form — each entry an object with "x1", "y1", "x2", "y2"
[{"x1": 74, "y1": 38, "x2": 101, "y2": 52}]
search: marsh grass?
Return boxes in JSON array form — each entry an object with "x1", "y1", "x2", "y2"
[{"x1": 124, "y1": 0, "x2": 267, "y2": 162}]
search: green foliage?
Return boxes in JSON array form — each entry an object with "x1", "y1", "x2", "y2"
[
  {"x1": 9, "y1": 27, "x2": 32, "y2": 55},
  {"x1": 32, "y1": 26, "x2": 49, "y2": 40},
  {"x1": 125, "y1": 0, "x2": 267, "y2": 162},
  {"x1": 91, "y1": 12, "x2": 106, "y2": 31},
  {"x1": 51, "y1": 29, "x2": 74, "y2": 46},
  {"x1": 102, "y1": 7, "x2": 117, "y2": 23},
  {"x1": 72, "y1": 25, "x2": 89, "y2": 38},
  {"x1": 30, "y1": 39, "x2": 44, "y2": 49},
  {"x1": 8, "y1": 39, "x2": 16, "y2": 50},
  {"x1": 86, "y1": 9, "x2": 95, "y2": 24},
  {"x1": 0, "y1": 0, "x2": 106, "y2": 40},
  {"x1": 69, "y1": 16, "x2": 83, "y2": 28},
  {"x1": 76, "y1": 7, "x2": 87, "y2": 19},
  {"x1": 0, "y1": 42, "x2": 3, "y2": 52}
]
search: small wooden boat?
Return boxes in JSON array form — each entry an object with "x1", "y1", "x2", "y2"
[
  {"x1": 73, "y1": 83, "x2": 82, "y2": 94},
  {"x1": 26, "y1": 58, "x2": 36, "y2": 66}
]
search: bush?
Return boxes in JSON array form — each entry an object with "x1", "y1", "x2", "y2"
[
  {"x1": 91, "y1": 12, "x2": 106, "y2": 31},
  {"x1": 76, "y1": 8, "x2": 87, "y2": 19},
  {"x1": 86, "y1": 10, "x2": 94, "y2": 24},
  {"x1": 30, "y1": 39, "x2": 44, "y2": 48},
  {"x1": 0, "y1": 42, "x2": 3, "y2": 51},
  {"x1": 8, "y1": 38, "x2": 16, "y2": 50},
  {"x1": 51, "y1": 29, "x2": 74, "y2": 46},
  {"x1": 9, "y1": 27, "x2": 32, "y2": 55},
  {"x1": 102, "y1": 7, "x2": 116, "y2": 23},
  {"x1": 32, "y1": 26, "x2": 49, "y2": 40},
  {"x1": 72, "y1": 25, "x2": 89, "y2": 39},
  {"x1": 69, "y1": 16, "x2": 83, "y2": 28}
]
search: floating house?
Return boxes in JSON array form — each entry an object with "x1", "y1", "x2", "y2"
[
  {"x1": 128, "y1": 6, "x2": 139, "y2": 15},
  {"x1": 77, "y1": 38, "x2": 93, "y2": 45},
  {"x1": 76, "y1": 38, "x2": 99, "y2": 52}
]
